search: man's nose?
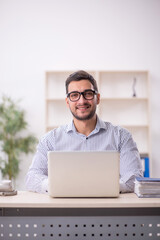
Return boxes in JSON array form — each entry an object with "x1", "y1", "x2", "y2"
[{"x1": 78, "y1": 93, "x2": 87, "y2": 102}]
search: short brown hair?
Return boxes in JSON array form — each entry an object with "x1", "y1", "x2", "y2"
[{"x1": 65, "y1": 70, "x2": 98, "y2": 94}]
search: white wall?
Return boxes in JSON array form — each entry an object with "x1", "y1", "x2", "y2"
[{"x1": 0, "y1": 0, "x2": 160, "y2": 190}]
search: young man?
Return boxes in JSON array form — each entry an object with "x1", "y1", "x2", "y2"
[{"x1": 25, "y1": 70, "x2": 143, "y2": 194}]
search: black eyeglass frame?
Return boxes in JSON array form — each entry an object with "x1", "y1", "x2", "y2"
[{"x1": 67, "y1": 89, "x2": 98, "y2": 102}]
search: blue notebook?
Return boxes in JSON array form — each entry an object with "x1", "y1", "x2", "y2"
[{"x1": 136, "y1": 177, "x2": 160, "y2": 182}]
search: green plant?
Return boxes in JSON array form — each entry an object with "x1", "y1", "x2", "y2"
[{"x1": 0, "y1": 96, "x2": 37, "y2": 180}]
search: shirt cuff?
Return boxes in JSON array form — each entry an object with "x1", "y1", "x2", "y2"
[
  {"x1": 119, "y1": 179, "x2": 127, "y2": 193},
  {"x1": 41, "y1": 178, "x2": 48, "y2": 194},
  {"x1": 120, "y1": 177, "x2": 135, "y2": 193}
]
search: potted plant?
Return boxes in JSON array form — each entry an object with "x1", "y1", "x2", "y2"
[{"x1": 0, "y1": 96, "x2": 37, "y2": 180}]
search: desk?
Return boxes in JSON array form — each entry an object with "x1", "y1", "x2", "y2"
[{"x1": 0, "y1": 191, "x2": 160, "y2": 240}]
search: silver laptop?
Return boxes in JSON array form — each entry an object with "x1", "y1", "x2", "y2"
[{"x1": 48, "y1": 151, "x2": 119, "y2": 198}]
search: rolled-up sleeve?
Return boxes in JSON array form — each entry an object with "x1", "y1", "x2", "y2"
[
  {"x1": 25, "y1": 136, "x2": 51, "y2": 194},
  {"x1": 119, "y1": 130, "x2": 143, "y2": 192}
]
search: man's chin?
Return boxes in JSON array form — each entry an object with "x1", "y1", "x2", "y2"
[
  {"x1": 72, "y1": 112, "x2": 95, "y2": 121},
  {"x1": 75, "y1": 116, "x2": 90, "y2": 121}
]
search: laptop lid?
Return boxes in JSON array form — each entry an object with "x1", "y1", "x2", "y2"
[{"x1": 48, "y1": 151, "x2": 119, "y2": 198}]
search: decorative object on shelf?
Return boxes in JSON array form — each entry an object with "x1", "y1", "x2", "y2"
[
  {"x1": 0, "y1": 96, "x2": 38, "y2": 180},
  {"x1": 132, "y1": 77, "x2": 137, "y2": 97}
]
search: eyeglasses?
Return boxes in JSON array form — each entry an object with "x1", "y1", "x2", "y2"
[{"x1": 67, "y1": 89, "x2": 98, "y2": 102}]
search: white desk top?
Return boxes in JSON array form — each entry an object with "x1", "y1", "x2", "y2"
[{"x1": 0, "y1": 191, "x2": 160, "y2": 208}]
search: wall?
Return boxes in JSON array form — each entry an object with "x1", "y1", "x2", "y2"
[{"x1": 0, "y1": 0, "x2": 160, "y2": 190}]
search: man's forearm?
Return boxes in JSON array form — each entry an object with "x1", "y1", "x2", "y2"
[{"x1": 25, "y1": 171, "x2": 48, "y2": 194}]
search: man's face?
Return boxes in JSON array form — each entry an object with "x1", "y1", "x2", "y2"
[{"x1": 66, "y1": 80, "x2": 100, "y2": 121}]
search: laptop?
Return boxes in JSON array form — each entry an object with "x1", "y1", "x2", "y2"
[{"x1": 48, "y1": 151, "x2": 120, "y2": 198}]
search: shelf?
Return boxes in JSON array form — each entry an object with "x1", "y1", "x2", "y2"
[
  {"x1": 100, "y1": 97, "x2": 148, "y2": 101},
  {"x1": 46, "y1": 97, "x2": 148, "y2": 102},
  {"x1": 46, "y1": 124, "x2": 149, "y2": 131},
  {"x1": 46, "y1": 98, "x2": 66, "y2": 102},
  {"x1": 122, "y1": 125, "x2": 149, "y2": 128}
]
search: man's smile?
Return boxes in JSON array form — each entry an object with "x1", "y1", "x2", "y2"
[{"x1": 76, "y1": 104, "x2": 90, "y2": 111}]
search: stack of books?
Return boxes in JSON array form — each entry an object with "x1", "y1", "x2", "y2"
[{"x1": 134, "y1": 177, "x2": 160, "y2": 198}]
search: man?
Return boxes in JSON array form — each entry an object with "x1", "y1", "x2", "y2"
[{"x1": 25, "y1": 70, "x2": 143, "y2": 194}]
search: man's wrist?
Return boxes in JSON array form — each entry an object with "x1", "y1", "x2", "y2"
[{"x1": 41, "y1": 178, "x2": 48, "y2": 194}]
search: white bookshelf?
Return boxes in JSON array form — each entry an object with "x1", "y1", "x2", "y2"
[{"x1": 45, "y1": 70, "x2": 151, "y2": 161}]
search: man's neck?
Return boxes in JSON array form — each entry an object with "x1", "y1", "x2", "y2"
[{"x1": 73, "y1": 115, "x2": 97, "y2": 136}]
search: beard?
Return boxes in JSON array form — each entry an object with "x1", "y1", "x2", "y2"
[{"x1": 69, "y1": 103, "x2": 97, "y2": 121}]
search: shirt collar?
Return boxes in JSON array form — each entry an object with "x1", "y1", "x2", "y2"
[
  {"x1": 95, "y1": 116, "x2": 107, "y2": 131},
  {"x1": 66, "y1": 120, "x2": 76, "y2": 133},
  {"x1": 66, "y1": 115, "x2": 107, "y2": 134}
]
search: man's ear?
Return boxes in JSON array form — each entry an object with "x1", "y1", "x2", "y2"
[
  {"x1": 96, "y1": 93, "x2": 100, "y2": 105},
  {"x1": 66, "y1": 97, "x2": 69, "y2": 108}
]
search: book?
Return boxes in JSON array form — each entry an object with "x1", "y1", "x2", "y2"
[{"x1": 134, "y1": 177, "x2": 160, "y2": 198}]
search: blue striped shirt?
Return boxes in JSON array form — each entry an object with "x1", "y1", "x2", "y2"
[{"x1": 25, "y1": 116, "x2": 143, "y2": 194}]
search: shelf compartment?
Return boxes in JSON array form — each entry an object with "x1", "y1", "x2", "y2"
[
  {"x1": 99, "y1": 71, "x2": 148, "y2": 98},
  {"x1": 124, "y1": 126, "x2": 149, "y2": 154},
  {"x1": 47, "y1": 101, "x2": 72, "y2": 127},
  {"x1": 100, "y1": 99, "x2": 149, "y2": 126},
  {"x1": 46, "y1": 71, "x2": 73, "y2": 99}
]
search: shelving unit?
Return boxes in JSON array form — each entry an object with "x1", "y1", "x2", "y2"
[{"x1": 45, "y1": 70, "x2": 151, "y2": 174}]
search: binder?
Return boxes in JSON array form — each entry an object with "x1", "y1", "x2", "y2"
[{"x1": 141, "y1": 156, "x2": 149, "y2": 177}]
